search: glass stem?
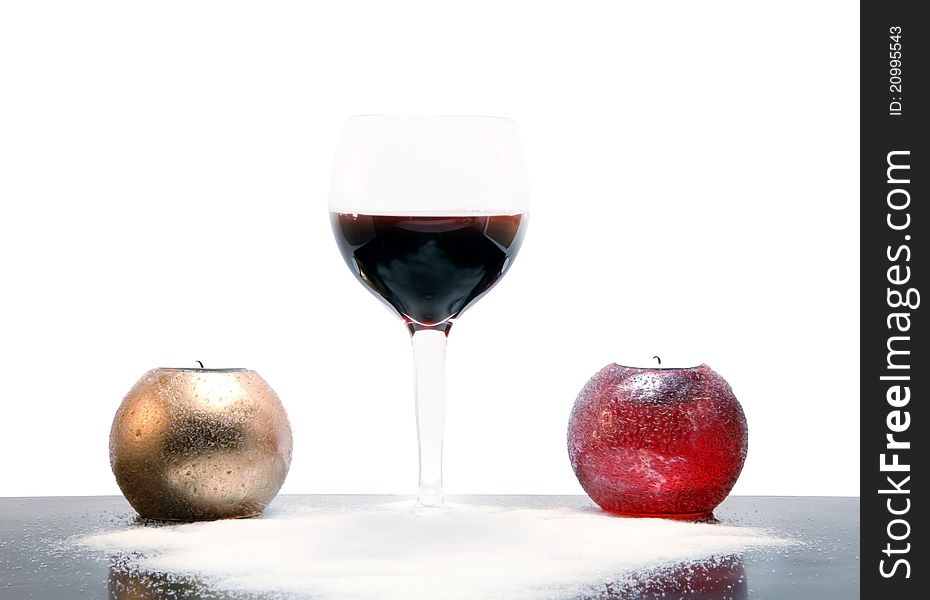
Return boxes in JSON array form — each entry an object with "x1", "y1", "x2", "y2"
[{"x1": 410, "y1": 326, "x2": 448, "y2": 506}]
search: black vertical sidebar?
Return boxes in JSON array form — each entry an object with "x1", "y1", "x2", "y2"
[{"x1": 861, "y1": 1, "x2": 927, "y2": 597}]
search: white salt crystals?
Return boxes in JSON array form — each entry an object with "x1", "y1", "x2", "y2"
[{"x1": 81, "y1": 498, "x2": 792, "y2": 600}]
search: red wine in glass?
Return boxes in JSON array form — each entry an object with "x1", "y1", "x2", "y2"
[
  {"x1": 332, "y1": 213, "x2": 528, "y2": 330},
  {"x1": 329, "y1": 115, "x2": 530, "y2": 506}
]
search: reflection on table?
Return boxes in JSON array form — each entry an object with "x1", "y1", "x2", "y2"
[
  {"x1": 108, "y1": 560, "x2": 210, "y2": 600},
  {"x1": 108, "y1": 553, "x2": 747, "y2": 600},
  {"x1": 601, "y1": 555, "x2": 747, "y2": 599}
]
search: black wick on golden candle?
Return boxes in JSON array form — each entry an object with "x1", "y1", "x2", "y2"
[{"x1": 196, "y1": 360, "x2": 204, "y2": 369}]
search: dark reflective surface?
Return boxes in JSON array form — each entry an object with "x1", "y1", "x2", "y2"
[
  {"x1": 593, "y1": 556, "x2": 748, "y2": 600},
  {"x1": 0, "y1": 495, "x2": 858, "y2": 599},
  {"x1": 108, "y1": 562, "x2": 203, "y2": 600}
]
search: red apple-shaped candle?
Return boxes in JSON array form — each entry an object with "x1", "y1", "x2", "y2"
[{"x1": 568, "y1": 363, "x2": 747, "y2": 518}]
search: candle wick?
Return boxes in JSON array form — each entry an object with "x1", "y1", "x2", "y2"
[
  {"x1": 196, "y1": 360, "x2": 204, "y2": 369},
  {"x1": 653, "y1": 356, "x2": 661, "y2": 365}
]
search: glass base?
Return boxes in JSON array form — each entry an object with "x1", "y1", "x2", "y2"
[{"x1": 417, "y1": 488, "x2": 444, "y2": 507}]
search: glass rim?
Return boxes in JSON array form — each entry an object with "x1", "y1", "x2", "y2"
[{"x1": 346, "y1": 114, "x2": 516, "y2": 123}]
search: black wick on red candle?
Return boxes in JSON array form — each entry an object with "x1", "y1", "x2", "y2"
[
  {"x1": 196, "y1": 360, "x2": 204, "y2": 369},
  {"x1": 653, "y1": 356, "x2": 661, "y2": 365}
]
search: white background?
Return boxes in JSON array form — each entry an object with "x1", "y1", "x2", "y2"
[{"x1": 0, "y1": 1, "x2": 859, "y2": 497}]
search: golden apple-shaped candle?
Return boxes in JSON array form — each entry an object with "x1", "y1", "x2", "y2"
[{"x1": 110, "y1": 367, "x2": 293, "y2": 521}]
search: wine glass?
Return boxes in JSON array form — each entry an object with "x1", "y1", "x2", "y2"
[{"x1": 329, "y1": 115, "x2": 530, "y2": 506}]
